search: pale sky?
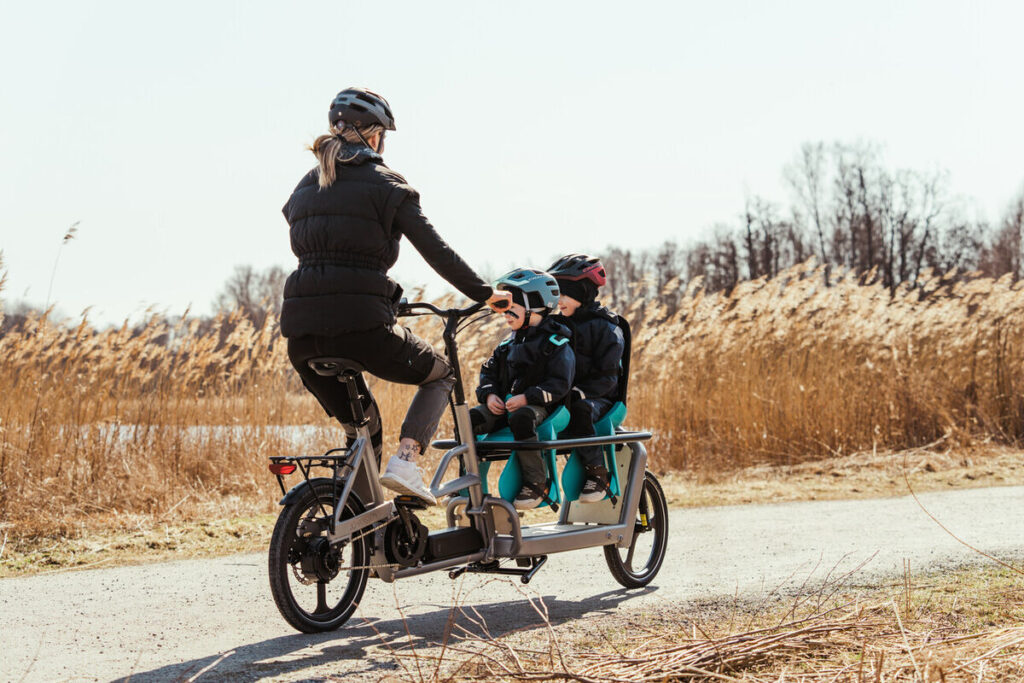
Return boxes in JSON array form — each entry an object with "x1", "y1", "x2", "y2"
[{"x1": 1, "y1": 0, "x2": 1021, "y2": 325}]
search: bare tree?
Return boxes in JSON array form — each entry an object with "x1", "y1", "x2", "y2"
[
  {"x1": 980, "y1": 189, "x2": 1024, "y2": 279},
  {"x1": 213, "y1": 264, "x2": 286, "y2": 327},
  {"x1": 598, "y1": 142, "x2": 1017, "y2": 304},
  {"x1": 786, "y1": 142, "x2": 829, "y2": 264},
  {"x1": 685, "y1": 227, "x2": 740, "y2": 293}
]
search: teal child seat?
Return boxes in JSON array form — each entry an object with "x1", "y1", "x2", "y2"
[
  {"x1": 473, "y1": 406, "x2": 570, "y2": 508},
  {"x1": 561, "y1": 401, "x2": 627, "y2": 502}
]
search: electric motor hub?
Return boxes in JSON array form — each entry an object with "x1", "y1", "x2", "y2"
[{"x1": 298, "y1": 536, "x2": 342, "y2": 582}]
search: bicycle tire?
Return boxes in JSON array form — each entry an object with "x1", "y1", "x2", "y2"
[
  {"x1": 603, "y1": 471, "x2": 669, "y2": 588},
  {"x1": 268, "y1": 480, "x2": 371, "y2": 632}
]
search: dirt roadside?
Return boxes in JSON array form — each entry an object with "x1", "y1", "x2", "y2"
[{"x1": 2, "y1": 485, "x2": 1022, "y2": 682}]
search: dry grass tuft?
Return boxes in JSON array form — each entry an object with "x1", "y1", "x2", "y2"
[{"x1": 395, "y1": 566, "x2": 1024, "y2": 682}]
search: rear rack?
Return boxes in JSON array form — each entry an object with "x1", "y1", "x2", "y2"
[{"x1": 268, "y1": 449, "x2": 352, "y2": 497}]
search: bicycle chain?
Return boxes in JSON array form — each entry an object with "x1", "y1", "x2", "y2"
[{"x1": 290, "y1": 517, "x2": 400, "y2": 585}]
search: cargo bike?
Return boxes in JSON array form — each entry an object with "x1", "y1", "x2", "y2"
[{"x1": 266, "y1": 301, "x2": 669, "y2": 633}]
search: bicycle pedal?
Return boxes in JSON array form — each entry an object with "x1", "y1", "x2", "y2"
[{"x1": 394, "y1": 495, "x2": 428, "y2": 510}]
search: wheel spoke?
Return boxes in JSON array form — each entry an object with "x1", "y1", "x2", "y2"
[
  {"x1": 624, "y1": 535, "x2": 638, "y2": 571},
  {"x1": 315, "y1": 581, "x2": 329, "y2": 614}
]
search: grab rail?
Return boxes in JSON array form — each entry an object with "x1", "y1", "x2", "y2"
[{"x1": 431, "y1": 430, "x2": 651, "y2": 453}]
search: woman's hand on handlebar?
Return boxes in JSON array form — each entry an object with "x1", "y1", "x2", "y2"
[{"x1": 485, "y1": 290, "x2": 512, "y2": 312}]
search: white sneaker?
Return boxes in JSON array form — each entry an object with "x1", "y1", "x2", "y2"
[{"x1": 380, "y1": 456, "x2": 437, "y2": 505}]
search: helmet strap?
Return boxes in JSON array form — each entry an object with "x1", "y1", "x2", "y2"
[{"x1": 352, "y1": 127, "x2": 383, "y2": 153}]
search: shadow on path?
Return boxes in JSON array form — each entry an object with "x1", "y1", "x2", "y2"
[{"x1": 119, "y1": 585, "x2": 657, "y2": 682}]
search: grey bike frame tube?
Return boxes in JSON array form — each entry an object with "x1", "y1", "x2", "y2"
[
  {"x1": 445, "y1": 495, "x2": 468, "y2": 527},
  {"x1": 330, "y1": 501, "x2": 395, "y2": 542},
  {"x1": 392, "y1": 551, "x2": 489, "y2": 580},
  {"x1": 434, "y1": 476, "x2": 481, "y2": 500},
  {"x1": 615, "y1": 441, "x2": 648, "y2": 547},
  {"x1": 450, "y1": 403, "x2": 496, "y2": 545},
  {"x1": 429, "y1": 444, "x2": 469, "y2": 491},
  {"x1": 452, "y1": 405, "x2": 482, "y2": 508},
  {"x1": 356, "y1": 422, "x2": 387, "y2": 504},
  {"x1": 330, "y1": 436, "x2": 364, "y2": 529},
  {"x1": 328, "y1": 425, "x2": 392, "y2": 542},
  {"x1": 497, "y1": 523, "x2": 632, "y2": 557},
  {"x1": 429, "y1": 443, "x2": 481, "y2": 499}
]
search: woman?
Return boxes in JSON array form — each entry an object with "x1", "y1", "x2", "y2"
[{"x1": 281, "y1": 87, "x2": 510, "y2": 504}]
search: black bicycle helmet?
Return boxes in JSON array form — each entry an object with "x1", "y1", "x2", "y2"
[
  {"x1": 328, "y1": 88, "x2": 396, "y2": 131},
  {"x1": 493, "y1": 268, "x2": 561, "y2": 312},
  {"x1": 547, "y1": 253, "x2": 607, "y2": 286}
]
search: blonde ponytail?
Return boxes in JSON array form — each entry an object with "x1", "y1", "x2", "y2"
[{"x1": 309, "y1": 122, "x2": 385, "y2": 189}]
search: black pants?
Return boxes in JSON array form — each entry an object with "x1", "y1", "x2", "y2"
[
  {"x1": 565, "y1": 397, "x2": 613, "y2": 468},
  {"x1": 288, "y1": 325, "x2": 455, "y2": 462},
  {"x1": 470, "y1": 404, "x2": 549, "y2": 486}
]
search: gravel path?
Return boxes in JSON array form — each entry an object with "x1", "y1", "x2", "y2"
[{"x1": 3, "y1": 485, "x2": 1022, "y2": 682}]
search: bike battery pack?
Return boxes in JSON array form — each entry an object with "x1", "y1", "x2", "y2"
[{"x1": 425, "y1": 527, "x2": 484, "y2": 562}]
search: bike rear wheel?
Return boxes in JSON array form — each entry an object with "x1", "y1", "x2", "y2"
[
  {"x1": 268, "y1": 481, "x2": 371, "y2": 632},
  {"x1": 604, "y1": 471, "x2": 668, "y2": 588}
]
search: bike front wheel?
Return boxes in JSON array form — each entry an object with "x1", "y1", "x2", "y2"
[
  {"x1": 268, "y1": 481, "x2": 371, "y2": 632},
  {"x1": 604, "y1": 471, "x2": 669, "y2": 588}
]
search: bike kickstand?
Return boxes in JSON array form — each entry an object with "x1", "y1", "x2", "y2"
[
  {"x1": 521, "y1": 555, "x2": 547, "y2": 584},
  {"x1": 448, "y1": 565, "x2": 470, "y2": 580}
]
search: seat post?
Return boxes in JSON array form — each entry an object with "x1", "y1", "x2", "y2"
[
  {"x1": 341, "y1": 372, "x2": 368, "y2": 426},
  {"x1": 306, "y1": 358, "x2": 370, "y2": 427}
]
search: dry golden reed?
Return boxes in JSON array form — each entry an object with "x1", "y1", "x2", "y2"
[
  {"x1": 626, "y1": 260, "x2": 1024, "y2": 470},
  {"x1": 2, "y1": 262, "x2": 1024, "y2": 538}
]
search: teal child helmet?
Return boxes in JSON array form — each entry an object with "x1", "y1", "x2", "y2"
[{"x1": 494, "y1": 268, "x2": 561, "y2": 313}]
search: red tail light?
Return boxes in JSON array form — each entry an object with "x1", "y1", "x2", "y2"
[{"x1": 269, "y1": 463, "x2": 297, "y2": 475}]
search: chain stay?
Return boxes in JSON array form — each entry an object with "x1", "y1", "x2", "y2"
[{"x1": 290, "y1": 515, "x2": 399, "y2": 585}]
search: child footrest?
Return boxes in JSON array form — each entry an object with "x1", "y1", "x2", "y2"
[
  {"x1": 561, "y1": 401, "x2": 627, "y2": 502},
  {"x1": 491, "y1": 406, "x2": 570, "y2": 507}
]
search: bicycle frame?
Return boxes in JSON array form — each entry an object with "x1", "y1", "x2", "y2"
[{"x1": 270, "y1": 301, "x2": 652, "y2": 584}]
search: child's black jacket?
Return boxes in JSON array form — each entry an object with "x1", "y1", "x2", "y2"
[
  {"x1": 558, "y1": 302, "x2": 625, "y2": 401},
  {"x1": 475, "y1": 317, "x2": 575, "y2": 407}
]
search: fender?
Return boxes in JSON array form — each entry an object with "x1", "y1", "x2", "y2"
[{"x1": 278, "y1": 476, "x2": 338, "y2": 506}]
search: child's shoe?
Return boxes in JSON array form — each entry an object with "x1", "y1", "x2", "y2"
[
  {"x1": 514, "y1": 481, "x2": 551, "y2": 510},
  {"x1": 579, "y1": 464, "x2": 610, "y2": 503}
]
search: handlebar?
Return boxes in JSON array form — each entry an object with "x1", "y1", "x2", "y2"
[{"x1": 396, "y1": 300, "x2": 486, "y2": 318}]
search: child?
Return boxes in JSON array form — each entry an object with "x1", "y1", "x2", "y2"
[
  {"x1": 471, "y1": 268, "x2": 575, "y2": 510},
  {"x1": 547, "y1": 254, "x2": 626, "y2": 503}
]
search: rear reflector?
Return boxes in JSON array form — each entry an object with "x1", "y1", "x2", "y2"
[{"x1": 269, "y1": 463, "x2": 297, "y2": 475}]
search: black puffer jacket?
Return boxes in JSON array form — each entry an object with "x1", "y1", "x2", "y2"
[
  {"x1": 281, "y1": 146, "x2": 492, "y2": 337},
  {"x1": 557, "y1": 302, "x2": 625, "y2": 401},
  {"x1": 476, "y1": 317, "x2": 575, "y2": 407}
]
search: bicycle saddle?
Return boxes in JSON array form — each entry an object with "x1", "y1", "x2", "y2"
[{"x1": 307, "y1": 357, "x2": 366, "y2": 377}]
